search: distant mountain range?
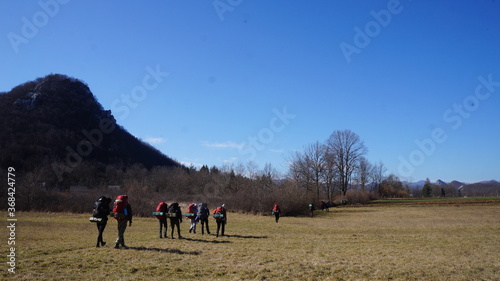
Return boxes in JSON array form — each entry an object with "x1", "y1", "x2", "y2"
[
  {"x1": 403, "y1": 179, "x2": 500, "y2": 197},
  {"x1": 0, "y1": 74, "x2": 179, "y2": 187},
  {"x1": 404, "y1": 179, "x2": 500, "y2": 188}
]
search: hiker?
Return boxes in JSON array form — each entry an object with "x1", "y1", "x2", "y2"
[
  {"x1": 198, "y1": 203, "x2": 210, "y2": 235},
  {"x1": 272, "y1": 204, "x2": 281, "y2": 223},
  {"x1": 308, "y1": 203, "x2": 315, "y2": 218},
  {"x1": 92, "y1": 196, "x2": 112, "y2": 247},
  {"x1": 320, "y1": 201, "x2": 326, "y2": 211},
  {"x1": 155, "y1": 202, "x2": 169, "y2": 238},
  {"x1": 186, "y1": 203, "x2": 198, "y2": 234},
  {"x1": 168, "y1": 202, "x2": 183, "y2": 239},
  {"x1": 113, "y1": 195, "x2": 133, "y2": 249},
  {"x1": 213, "y1": 204, "x2": 227, "y2": 237}
]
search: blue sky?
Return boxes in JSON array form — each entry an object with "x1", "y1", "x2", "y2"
[{"x1": 1, "y1": 0, "x2": 499, "y2": 183}]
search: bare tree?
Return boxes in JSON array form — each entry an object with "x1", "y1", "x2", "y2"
[
  {"x1": 370, "y1": 161, "x2": 387, "y2": 194},
  {"x1": 355, "y1": 157, "x2": 372, "y2": 191},
  {"x1": 287, "y1": 142, "x2": 326, "y2": 201},
  {"x1": 325, "y1": 130, "x2": 367, "y2": 196},
  {"x1": 304, "y1": 141, "x2": 326, "y2": 201}
]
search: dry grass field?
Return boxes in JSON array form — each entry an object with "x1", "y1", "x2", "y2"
[{"x1": 3, "y1": 201, "x2": 499, "y2": 280}]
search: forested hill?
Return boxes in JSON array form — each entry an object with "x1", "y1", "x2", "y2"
[{"x1": 0, "y1": 74, "x2": 179, "y2": 187}]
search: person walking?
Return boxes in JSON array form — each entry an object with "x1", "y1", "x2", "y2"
[
  {"x1": 272, "y1": 204, "x2": 281, "y2": 223},
  {"x1": 198, "y1": 203, "x2": 210, "y2": 235},
  {"x1": 92, "y1": 196, "x2": 112, "y2": 247},
  {"x1": 308, "y1": 203, "x2": 315, "y2": 218},
  {"x1": 213, "y1": 204, "x2": 227, "y2": 237},
  {"x1": 154, "y1": 202, "x2": 169, "y2": 238},
  {"x1": 168, "y1": 202, "x2": 183, "y2": 239},
  {"x1": 187, "y1": 203, "x2": 198, "y2": 234},
  {"x1": 113, "y1": 195, "x2": 132, "y2": 249}
]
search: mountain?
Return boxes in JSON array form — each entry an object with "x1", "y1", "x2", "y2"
[
  {"x1": 435, "y1": 179, "x2": 447, "y2": 186},
  {"x1": 449, "y1": 180, "x2": 466, "y2": 189},
  {"x1": 459, "y1": 181, "x2": 500, "y2": 197},
  {"x1": 403, "y1": 180, "x2": 426, "y2": 189},
  {"x1": 0, "y1": 74, "x2": 179, "y2": 187}
]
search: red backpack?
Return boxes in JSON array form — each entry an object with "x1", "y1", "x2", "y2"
[
  {"x1": 113, "y1": 195, "x2": 129, "y2": 220},
  {"x1": 187, "y1": 203, "x2": 196, "y2": 213},
  {"x1": 155, "y1": 202, "x2": 168, "y2": 220},
  {"x1": 273, "y1": 204, "x2": 280, "y2": 213},
  {"x1": 213, "y1": 207, "x2": 225, "y2": 220}
]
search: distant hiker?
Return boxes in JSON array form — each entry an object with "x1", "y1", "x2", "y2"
[
  {"x1": 91, "y1": 196, "x2": 112, "y2": 247},
  {"x1": 112, "y1": 195, "x2": 132, "y2": 249},
  {"x1": 154, "y1": 202, "x2": 169, "y2": 238},
  {"x1": 186, "y1": 203, "x2": 198, "y2": 234},
  {"x1": 320, "y1": 201, "x2": 331, "y2": 212},
  {"x1": 213, "y1": 204, "x2": 227, "y2": 237},
  {"x1": 168, "y1": 202, "x2": 183, "y2": 239},
  {"x1": 308, "y1": 203, "x2": 315, "y2": 218},
  {"x1": 198, "y1": 203, "x2": 210, "y2": 235},
  {"x1": 272, "y1": 204, "x2": 281, "y2": 223}
]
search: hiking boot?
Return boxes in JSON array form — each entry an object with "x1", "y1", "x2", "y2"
[
  {"x1": 114, "y1": 243, "x2": 120, "y2": 249},
  {"x1": 96, "y1": 243, "x2": 100, "y2": 248},
  {"x1": 101, "y1": 241, "x2": 106, "y2": 247},
  {"x1": 121, "y1": 244, "x2": 128, "y2": 249}
]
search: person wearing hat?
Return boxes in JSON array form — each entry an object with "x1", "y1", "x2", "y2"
[{"x1": 213, "y1": 204, "x2": 227, "y2": 237}]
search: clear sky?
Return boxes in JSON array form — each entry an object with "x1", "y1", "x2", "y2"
[{"x1": 1, "y1": 1, "x2": 499, "y2": 183}]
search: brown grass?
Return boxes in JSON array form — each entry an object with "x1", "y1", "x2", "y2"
[{"x1": 3, "y1": 202, "x2": 499, "y2": 280}]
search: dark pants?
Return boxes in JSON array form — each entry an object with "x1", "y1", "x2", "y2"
[
  {"x1": 216, "y1": 220, "x2": 226, "y2": 237},
  {"x1": 274, "y1": 212, "x2": 280, "y2": 223},
  {"x1": 158, "y1": 219, "x2": 167, "y2": 238},
  {"x1": 169, "y1": 218, "x2": 182, "y2": 238},
  {"x1": 200, "y1": 217, "x2": 210, "y2": 235},
  {"x1": 96, "y1": 220, "x2": 108, "y2": 247}
]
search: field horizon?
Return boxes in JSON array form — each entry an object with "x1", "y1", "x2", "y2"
[{"x1": 3, "y1": 200, "x2": 499, "y2": 280}]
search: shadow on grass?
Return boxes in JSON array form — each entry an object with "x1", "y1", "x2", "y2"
[
  {"x1": 224, "y1": 234, "x2": 268, "y2": 239},
  {"x1": 127, "y1": 246, "x2": 201, "y2": 255},
  {"x1": 182, "y1": 237, "x2": 231, "y2": 244}
]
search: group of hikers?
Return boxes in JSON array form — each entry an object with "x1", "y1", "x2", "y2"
[
  {"x1": 90, "y1": 195, "x2": 331, "y2": 248},
  {"x1": 90, "y1": 195, "x2": 230, "y2": 248}
]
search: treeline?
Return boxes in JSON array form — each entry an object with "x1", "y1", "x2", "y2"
[{"x1": 8, "y1": 163, "x2": 314, "y2": 217}]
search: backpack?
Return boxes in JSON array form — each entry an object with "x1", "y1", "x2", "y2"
[
  {"x1": 113, "y1": 195, "x2": 129, "y2": 220},
  {"x1": 93, "y1": 196, "x2": 110, "y2": 218},
  {"x1": 186, "y1": 203, "x2": 197, "y2": 218},
  {"x1": 213, "y1": 207, "x2": 225, "y2": 220},
  {"x1": 273, "y1": 204, "x2": 280, "y2": 214},
  {"x1": 154, "y1": 202, "x2": 168, "y2": 220},
  {"x1": 198, "y1": 203, "x2": 209, "y2": 219},
  {"x1": 168, "y1": 203, "x2": 180, "y2": 218}
]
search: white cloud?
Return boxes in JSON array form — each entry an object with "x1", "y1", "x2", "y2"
[
  {"x1": 223, "y1": 157, "x2": 238, "y2": 163},
  {"x1": 269, "y1": 149, "x2": 284, "y2": 153},
  {"x1": 202, "y1": 141, "x2": 243, "y2": 149},
  {"x1": 146, "y1": 137, "x2": 166, "y2": 145}
]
